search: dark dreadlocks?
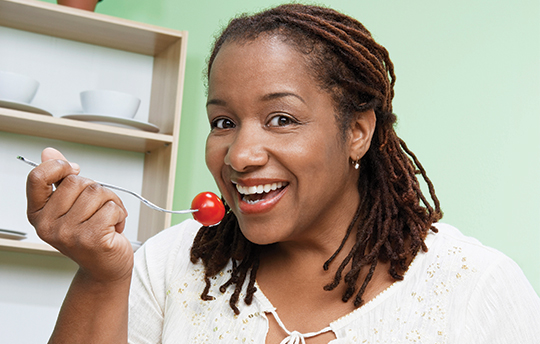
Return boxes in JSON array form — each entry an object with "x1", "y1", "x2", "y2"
[{"x1": 191, "y1": 3, "x2": 443, "y2": 315}]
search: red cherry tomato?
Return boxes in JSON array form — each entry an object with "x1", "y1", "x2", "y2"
[{"x1": 191, "y1": 192, "x2": 225, "y2": 226}]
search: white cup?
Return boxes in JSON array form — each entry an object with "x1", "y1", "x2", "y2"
[
  {"x1": 80, "y1": 89, "x2": 141, "y2": 118},
  {"x1": 0, "y1": 71, "x2": 40, "y2": 104}
]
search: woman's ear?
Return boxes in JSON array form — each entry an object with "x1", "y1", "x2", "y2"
[{"x1": 349, "y1": 109, "x2": 376, "y2": 161}]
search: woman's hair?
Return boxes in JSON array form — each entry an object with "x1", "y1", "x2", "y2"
[{"x1": 191, "y1": 3, "x2": 443, "y2": 315}]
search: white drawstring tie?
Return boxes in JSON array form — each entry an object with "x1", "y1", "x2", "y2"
[
  {"x1": 271, "y1": 309, "x2": 332, "y2": 344},
  {"x1": 280, "y1": 331, "x2": 305, "y2": 344}
]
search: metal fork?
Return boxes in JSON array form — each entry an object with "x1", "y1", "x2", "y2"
[{"x1": 17, "y1": 156, "x2": 196, "y2": 215}]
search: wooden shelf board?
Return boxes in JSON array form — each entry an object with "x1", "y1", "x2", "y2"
[
  {"x1": 0, "y1": 0, "x2": 186, "y2": 56},
  {"x1": 0, "y1": 238, "x2": 64, "y2": 257},
  {"x1": 0, "y1": 109, "x2": 174, "y2": 152}
]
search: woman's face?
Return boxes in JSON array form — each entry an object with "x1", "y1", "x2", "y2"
[{"x1": 205, "y1": 35, "x2": 363, "y2": 246}]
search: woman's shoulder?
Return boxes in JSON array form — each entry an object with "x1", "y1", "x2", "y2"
[
  {"x1": 420, "y1": 222, "x2": 536, "y2": 300},
  {"x1": 428, "y1": 222, "x2": 509, "y2": 264},
  {"x1": 128, "y1": 220, "x2": 204, "y2": 342},
  {"x1": 407, "y1": 222, "x2": 530, "y2": 295},
  {"x1": 141, "y1": 218, "x2": 202, "y2": 251},
  {"x1": 133, "y1": 219, "x2": 203, "y2": 280},
  {"x1": 423, "y1": 223, "x2": 540, "y2": 341}
]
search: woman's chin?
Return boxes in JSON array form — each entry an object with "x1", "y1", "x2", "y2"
[{"x1": 238, "y1": 224, "x2": 285, "y2": 246}]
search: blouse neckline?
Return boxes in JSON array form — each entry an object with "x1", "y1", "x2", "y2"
[{"x1": 252, "y1": 229, "x2": 437, "y2": 334}]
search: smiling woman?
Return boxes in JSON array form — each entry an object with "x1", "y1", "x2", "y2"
[
  {"x1": 25, "y1": 3, "x2": 540, "y2": 344},
  {"x1": 205, "y1": 35, "x2": 370, "y2": 245},
  {"x1": 199, "y1": 2, "x2": 440, "y2": 301}
]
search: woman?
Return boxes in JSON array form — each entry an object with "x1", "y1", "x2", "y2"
[{"x1": 27, "y1": 4, "x2": 540, "y2": 343}]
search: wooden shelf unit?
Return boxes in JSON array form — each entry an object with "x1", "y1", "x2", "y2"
[
  {"x1": 0, "y1": 238, "x2": 62, "y2": 257},
  {"x1": 0, "y1": 108, "x2": 174, "y2": 152},
  {"x1": 0, "y1": 0, "x2": 188, "y2": 252}
]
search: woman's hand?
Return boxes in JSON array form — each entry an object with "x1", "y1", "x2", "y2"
[{"x1": 26, "y1": 147, "x2": 133, "y2": 283}]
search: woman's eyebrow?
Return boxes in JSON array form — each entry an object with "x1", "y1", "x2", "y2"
[
  {"x1": 260, "y1": 92, "x2": 306, "y2": 104},
  {"x1": 206, "y1": 92, "x2": 305, "y2": 107},
  {"x1": 206, "y1": 98, "x2": 226, "y2": 107}
]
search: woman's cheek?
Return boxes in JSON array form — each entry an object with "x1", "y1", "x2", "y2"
[
  {"x1": 205, "y1": 136, "x2": 220, "y2": 173},
  {"x1": 205, "y1": 137, "x2": 229, "y2": 195}
]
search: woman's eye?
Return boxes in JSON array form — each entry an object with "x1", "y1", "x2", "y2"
[
  {"x1": 268, "y1": 115, "x2": 296, "y2": 127},
  {"x1": 211, "y1": 118, "x2": 235, "y2": 129}
]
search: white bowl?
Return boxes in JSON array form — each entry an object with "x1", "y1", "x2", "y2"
[
  {"x1": 0, "y1": 71, "x2": 40, "y2": 104},
  {"x1": 80, "y1": 90, "x2": 141, "y2": 118}
]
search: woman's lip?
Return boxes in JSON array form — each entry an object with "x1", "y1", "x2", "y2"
[{"x1": 236, "y1": 183, "x2": 288, "y2": 214}]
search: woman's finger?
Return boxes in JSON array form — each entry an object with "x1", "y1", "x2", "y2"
[
  {"x1": 64, "y1": 181, "x2": 128, "y2": 227},
  {"x1": 86, "y1": 200, "x2": 128, "y2": 238},
  {"x1": 41, "y1": 147, "x2": 80, "y2": 171},
  {"x1": 52, "y1": 200, "x2": 132, "y2": 281},
  {"x1": 26, "y1": 158, "x2": 81, "y2": 219},
  {"x1": 73, "y1": 201, "x2": 129, "y2": 261},
  {"x1": 37, "y1": 174, "x2": 97, "y2": 222}
]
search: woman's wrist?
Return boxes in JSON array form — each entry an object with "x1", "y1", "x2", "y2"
[{"x1": 74, "y1": 266, "x2": 133, "y2": 292}]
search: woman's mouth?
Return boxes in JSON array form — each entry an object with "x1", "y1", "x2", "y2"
[{"x1": 234, "y1": 181, "x2": 288, "y2": 213}]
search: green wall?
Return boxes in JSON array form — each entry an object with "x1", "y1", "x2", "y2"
[{"x1": 43, "y1": 0, "x2": 540, "y2": 293}]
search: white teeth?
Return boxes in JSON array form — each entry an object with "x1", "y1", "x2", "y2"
[{"x1": 235, "y1": 181, "x2": 284, "y2": 195}]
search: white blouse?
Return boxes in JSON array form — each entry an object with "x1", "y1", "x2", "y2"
[{"x1": 128, "y1": 219, "x2": 540, "y2": 343}]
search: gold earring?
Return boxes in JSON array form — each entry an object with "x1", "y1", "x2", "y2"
[{"x1": 352, "y1": 156, "x2": 360, "y2": 170}]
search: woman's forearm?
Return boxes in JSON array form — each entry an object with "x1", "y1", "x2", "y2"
[{"x1": 48, "y1": 268, "x2": 131, "y2": 344}]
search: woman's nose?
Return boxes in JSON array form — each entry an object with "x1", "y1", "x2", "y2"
[{"x1": 224, "y1": 127, "x2": 268, "y2": 172}]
